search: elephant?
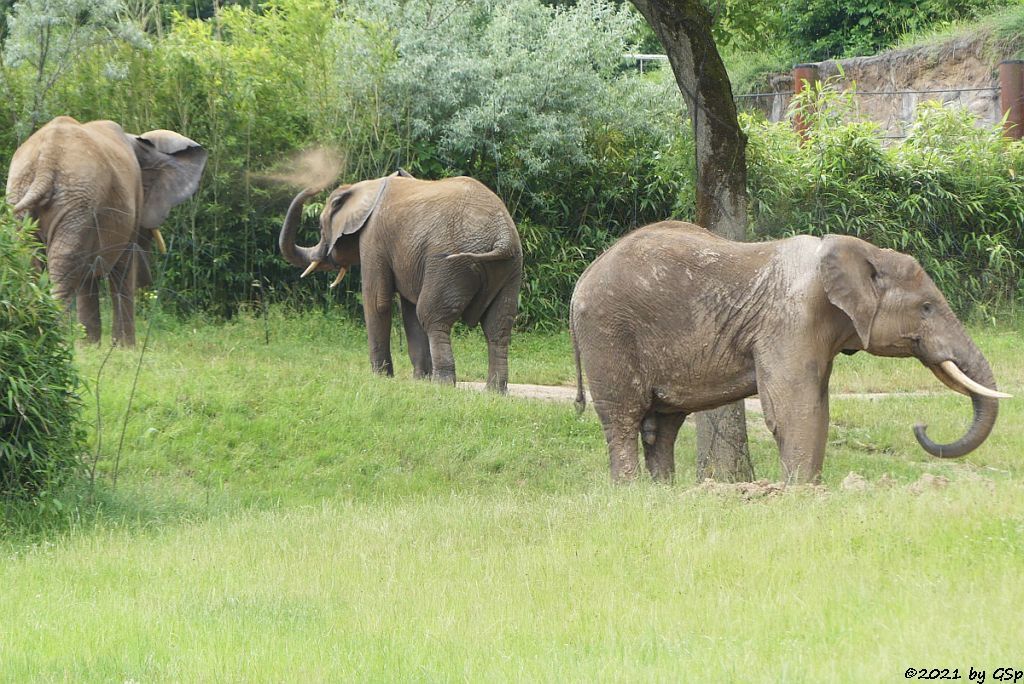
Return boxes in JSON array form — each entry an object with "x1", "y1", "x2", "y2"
[
  {"x1": 570, "y1": 221, "x2": 1010, "y2": 484},
  {"x1": 5, "y1": 116, "x2": 208, "y2": 346},
  {"x1": 279, "y1": 171, "x2": 522, "y2": 392}
]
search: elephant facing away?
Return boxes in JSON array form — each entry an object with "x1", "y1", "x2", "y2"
[
  {"x1": 571, "y1": 221, "x2": 1010, "y2": 484},
  {"x1": 5, "y1": 116, "x2": 208, "y2": 346},
  {"x1": 279, "y1": 172, "x2": 522, "y2": 392}
]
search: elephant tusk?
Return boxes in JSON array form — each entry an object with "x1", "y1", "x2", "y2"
[
  {"x1": 151, "y1": 229, "x2": 167, "y2": 254},
  {"x1": 300, "y1": 260, "x2": 321, "y2": 278},
  {"x1": 929, "y1": 364, "x2": 971, "y2": 397},
  {"x1": 940, "y1": 360, "x2": 1012, "y2": 399},
  {"x1": 329, "y1": 267, "x2": 348, "y2": 289}
]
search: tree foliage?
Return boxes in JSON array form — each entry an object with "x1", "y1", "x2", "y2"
[
  {"x1": 779, "y1": 0, "x2": 1005, "y2": 60},
  {"x1": 0, "y1": 0, "x2": 1021, "y2": 333}
]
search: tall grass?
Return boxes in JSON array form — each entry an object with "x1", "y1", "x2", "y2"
[{"x1": 0, "y1": 311, "x2": 1020, "y2": 678}]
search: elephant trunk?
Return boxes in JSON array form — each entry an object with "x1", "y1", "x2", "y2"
[
  {"x1": 914, "y1": 339, "x2": 1002, "y2": 458},
  {"x1": 279, "y1": 188, "x2": 322, "y2": 270}
]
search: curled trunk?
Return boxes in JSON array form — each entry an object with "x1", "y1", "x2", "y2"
[
  {"x1": 915, "y1": 345, "x2": 1000, "y2": 458},
  {"x1": 279, "y1": 188, "x2": 321, "y2": 269}
]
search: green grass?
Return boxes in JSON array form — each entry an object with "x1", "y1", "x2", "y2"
[{"x1": 1, "y1": 309, "x2": 1022, "y2": 679}]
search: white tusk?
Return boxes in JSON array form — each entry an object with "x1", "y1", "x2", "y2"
[
  {"x1": 151, "y1": 229, "x2": 167, "y2": 254},
  {"x1": 939, "y1": 360, "x2": 1012, "y2": 399},
  {"x1": 329, "y1": 267, "x2": 348, "y2": 289},
  {"x1": 300, "y1": 260, "x2": 321, "y2": 278}
]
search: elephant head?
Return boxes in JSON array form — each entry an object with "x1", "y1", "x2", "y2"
[
  {"x1": 279, "y1": 176, "x2": 391, "y2": 288},
  {"x1": 820, "y1": 235, "x2": 1010, "y2": 458}
]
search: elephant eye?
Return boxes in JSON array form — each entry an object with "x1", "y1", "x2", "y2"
[{"x1": 922, "y1": 301, "x2": 934, "y2": 316}]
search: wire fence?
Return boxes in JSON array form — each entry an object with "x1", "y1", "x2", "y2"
[{"x1": 735, "y1": 84, "x2": 1004, "y2": 140}]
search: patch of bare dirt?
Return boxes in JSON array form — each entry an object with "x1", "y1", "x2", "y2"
[
  {"x1": 907, "y1": 472, "x2": 952, "y2": 494},
  {"x1": 688, "y1": 479, "x2": 829, "y2": 500}
]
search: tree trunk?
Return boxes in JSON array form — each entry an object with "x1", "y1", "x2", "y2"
[{"x1": 628, "y1": 0, "x2": 754, "y2": 482}]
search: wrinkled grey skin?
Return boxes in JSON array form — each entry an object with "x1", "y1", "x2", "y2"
[
  {"x1": 571, "y1": 221, "x2": 1005, "y2": 484},
  {"x1": 279, "y1": 173, "x2": 522, "y2": 392},
  {"x1": 6, "y1": 116, "x2": 208, "y2": 346}
]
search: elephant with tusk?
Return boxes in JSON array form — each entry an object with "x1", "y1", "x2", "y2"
[
  {"x1": 5, "y1": 116, "x2": 208, "y2": 346},
  {"x1": 279, "y1": 170, "x2": 522, "y2": 392},
  {"x1": 570, "y1": 221, "x2": 1010, "y2": 484}
]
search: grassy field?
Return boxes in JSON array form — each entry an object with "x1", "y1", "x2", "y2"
[{"x1": 1, "y1": 310, "x2": 1022, "y2": 680}]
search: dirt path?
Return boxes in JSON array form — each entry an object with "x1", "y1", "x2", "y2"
[{"x1": 458, "y1": 382, "x2": 938, "y2": 413}]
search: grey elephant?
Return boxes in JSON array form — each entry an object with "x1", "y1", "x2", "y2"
[
  {"x1": 571, "y1": 221, "x2": 1010, "y2": 484},
  {"x1": 5, "y1": 116, "x2": 208, "y2": 346},
  {"x1": 279, "y1": 172, "x2": 522, "y2": 392}
]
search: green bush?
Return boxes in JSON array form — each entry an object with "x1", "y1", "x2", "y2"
[
  {"x1": 0, "y1": 204, "x2": 85, "y2": 500},
  {"x1": 745, "y1": 81, "x2": 1024, "y2": 316},
  {"x1": 0, "y1": 0, "x2": 684, "y2": 328},
  {"x1": 780, "y1": 0, "x2": 1004, "y2": 59}
]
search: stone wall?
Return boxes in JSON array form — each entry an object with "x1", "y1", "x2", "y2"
[{"x1": 741, "y1": 36, "x2": 1007, "y2": 138}]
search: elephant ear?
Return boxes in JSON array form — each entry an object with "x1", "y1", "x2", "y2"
[
  {"x1": 131, "y1": 130, "x2": 209, "y2": 229},
  {"x1": 819, "y1": 235, "x2": 883, "y2": 348},
  {"x1": 324, "y1": 177, "x2": 390, "y2": 245}
]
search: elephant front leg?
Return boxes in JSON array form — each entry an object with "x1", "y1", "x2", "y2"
[
  {"x1": 757, "y1": 356, "x2": 832, "y2": 484},
  {"x1": 363, "y1": 282, "x2": 395, "y2": 376},
  {"x1": 642, "y1": 412, "x2": 686, "y2": 483},
  {"x1": 400, "y1": 297, "x2": 432, "y2": 379}
]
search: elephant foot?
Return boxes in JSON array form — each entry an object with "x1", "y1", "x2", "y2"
[
  {"x1": 431, "y1": 370, "x2": 456, "y2": 386},
  {"x1": 485, "y1": 379, "x2": 508, "y2": 394}
]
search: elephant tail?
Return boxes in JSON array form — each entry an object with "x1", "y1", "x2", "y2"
[
  {"x1": 445, "y1": 226, "x2": 522, "y2": 266},
  {"x1": 444, "y1": 247, "x2": 517, "y2": 265},
  {"x1": 571, "y1": 317, "x2": 586, "y2": 416},
  {"x1": 10, "y1": 164, "x2": 55, "y2": 216}
]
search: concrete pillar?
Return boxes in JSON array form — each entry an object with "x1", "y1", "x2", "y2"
[
  {"x1": 1000, "y1": 60, "x2": 1024, "y2": 140},
  {"x1": 792, "y1": 63, "x2": 820, "y2": 139}
]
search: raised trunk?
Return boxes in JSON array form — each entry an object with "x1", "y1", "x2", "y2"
[
  {"x1": 915, "y1": 343, "x2": 1000, "y2": 458},
  {"x1": 279, "y1": 188, "x2": 321, "y2": 269}
]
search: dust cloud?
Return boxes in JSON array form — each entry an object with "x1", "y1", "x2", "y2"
[{"x1": 250, "y1": 148, "x2": 344, "y2": 193}]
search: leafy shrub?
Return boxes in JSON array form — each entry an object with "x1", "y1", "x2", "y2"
[
  {"x1": 745, "y1": 81, "x2": 1024, "y2": 316},
  {"x1": 0, "y1": 0, "x2": 683, "y2": 328},
  {"x1": 0, "y1": 204, "x2": 85, "y2": 499},
  {"x1": 780, "y1": 0, "x2": 1004, "y2": 59}
]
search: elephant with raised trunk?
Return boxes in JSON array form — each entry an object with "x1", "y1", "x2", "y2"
[
  {"x1": 571, "y1": 221, "x2": 1010, "y2": 484},
  {"x1": 279, "y1": 172, "x2": 522, "y2": 392},
  {"x1": 5, "y1": 116, "x2": 208, "y2": 346}
]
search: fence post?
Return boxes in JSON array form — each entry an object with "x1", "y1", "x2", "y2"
[
  {"x1": 1000, "y1": 60, "x2": 1024, "y2": 140},
  {"x1": 792, "y1": 63, "x2": 820, "y2": 140}
]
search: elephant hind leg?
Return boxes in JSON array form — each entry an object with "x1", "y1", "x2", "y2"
[
  {"x1": 76, "y1": 274, "x2": 102, "y2": 344},
  {"x1": 480, "y1": 279, "x2": 518, "y2": 394},
  {"x1": 642, "y1": 412, "x2": 686, "y2": 483},
  {"x1": 593, "y1": 399, "x2": 645, "y2": 483},
  {"x1": 416, "y1": 264, "x2": 477, "y2": 387},
  {"x1": 425, "y1": 327, "x2": 457, "y2": 386},
  {"x1": 108, "y1": 252, "x2": 137, "y2": 347}
]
